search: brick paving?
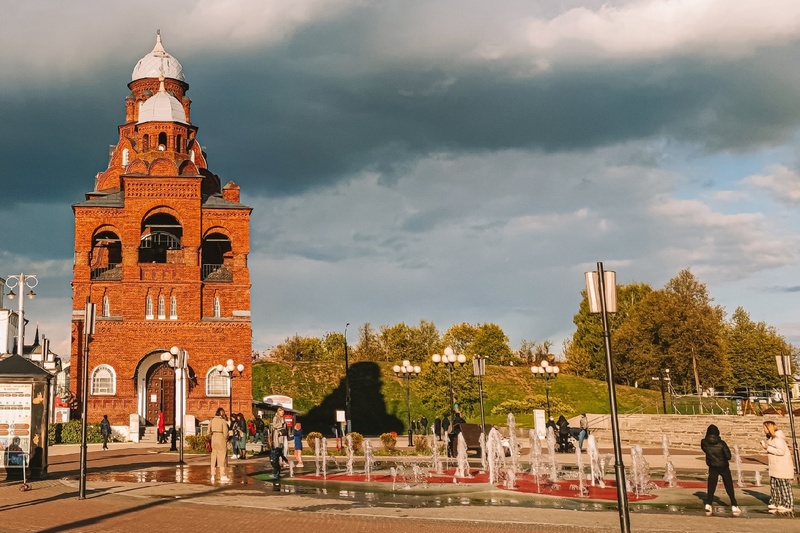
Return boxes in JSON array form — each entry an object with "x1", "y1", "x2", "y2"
[{"x1": 0, "y1": 443, "x2": 794, "y2": 533}]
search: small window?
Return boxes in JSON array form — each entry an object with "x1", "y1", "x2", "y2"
[
  {"x1": 102, "y1": 295, "x2": 110, "y2": 317},
  {"x1": 142, "y1": 133, "x2": 149, "y2": 152},
  {"x1": 145, "y1": 296, "x2": 154, "y2": 320},
  {"x1": 213, "y1": 296, "x2": 221, "y2": 318},
  {"x1": 206, "y1": 368, "x2": 229, "y2": 397},
  {"x1": 122, "y1": 148, "x2": 130, "y2": 166},
  {"x1": 91, "y1": 365, "x2": 116, "y2": 395},
  {"x1": 170, "y1": 295, "x2": 178, "y2": 320},
  {"x1": 158, "y1": 296, "x2": 165, "y2": 320}
]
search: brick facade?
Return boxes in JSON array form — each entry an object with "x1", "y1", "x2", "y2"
[{"x1": 69, "y1": 34, "x2": 253, "y2": 429}]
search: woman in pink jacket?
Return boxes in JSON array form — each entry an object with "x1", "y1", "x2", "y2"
[{"x1": 761, "y1": 420, "x2": 795, "y2": 513}]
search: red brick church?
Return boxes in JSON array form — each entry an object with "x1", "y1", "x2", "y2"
[{"x1": 70, "y1": 32, "x2": 253, "y2": 434}]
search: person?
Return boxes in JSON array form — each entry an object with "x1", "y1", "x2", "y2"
[
  {"x1": 270, "y1": 407, "x2": 289, "y2": 479},
  {"x1": 209, "y1": 407, "x2": 230, "y2": 482},
  {"x1": 434, "y1": 416, "x2": 442, "y2": 440},
  {"x1": 253, "y1": 415, "x2": 266, "y2": 450},
  {"x1": 545, "y1": 416, "x2": 557, "y2": 436},
  {"x1": 761, "y1": 420, "x2": 794, "y2": 513},
  {"x1": 229, "y1": 413, "x2": 240, "y2": 459},
  {"x1": 100, "y1": 414, "x2": 111, "y2": 451},
  {"x1": 556, "y1": 415, "x2": 570, "y2": 452},
  {"x1": 293, "y1": 421, "x2": 304, "y2": 467},
  {"x1": 448, "y1": 411, "x2": 467, "y2": 457},
  {"x1": 420, "y1": 415, "x2": 429, "y2": 435},
  {"x1": 578, "y1": 414, "x2": 589, "y2": 450},
  {"x1": 235, "y1": 413, "x2": 248, "y2": 459},
  {"x1": 441, "y1": 414, "x2": 450, "y2": 441},
  {"x1": 700, "y1": 424, "x2": 740, "y2": 514},
  {"x1": 157, "y1": 411, "x2": 166, "y2": 444}
]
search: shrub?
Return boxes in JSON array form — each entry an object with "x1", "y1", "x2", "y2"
[
  {"x1": 379, "y1": 432, "x2": 397, "y2": 452},
  {"x1": 349, "y1": 432, "x2": 364, "y2": 453},
  {"x1": 413, "y1": 435, "x2": 429, "y2": 454},
  {"x1": 49, "y1": 420, "x2": 103, "y2": 445},
  {"x1": 186, "y1": 434, "x2": 210, "y2": 453},
  {"x1": 306, "y1": 431, "x2": 323, "y2": 449}
]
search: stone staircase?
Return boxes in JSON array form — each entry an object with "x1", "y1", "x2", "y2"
[
  {"x1": 581, "y1": 414, "x2": 773, "y2": 454},
  {"x1": 139, "y1": 426, "x2": 160, "y2": 444}
]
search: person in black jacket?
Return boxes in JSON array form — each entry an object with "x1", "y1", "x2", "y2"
[{"x1": 700, "y1": 424, "x2": 740, "y2": 514}]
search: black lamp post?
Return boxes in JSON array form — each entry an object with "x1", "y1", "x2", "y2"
[
  {"x1": 651, "y1": 368, "x2": 671, "y2": 414},
  {"x1": 531, "y1": 360, "x2": 559, "y2": 419},
  {"x1": 162, "y1": 346, "x2": 189, "y2": 464},
  {"x1": 432, "y1": 346, "x2": 466, "y2": 420},
  {"x1": 393, "y1": 360, "x2": 421, "y2": 446},
  {"x1": 216, "y1": 359, "x2": 245, "y2": 417},
  {"x1": 586, "y1": 262, "x2": 629, "y2": 533},
  {"x1": 776, "y1": 353, "x2": 800, "y2": 478},
  {"x1": 344, "y1": 323, "x2": 350, "y2": 435}
]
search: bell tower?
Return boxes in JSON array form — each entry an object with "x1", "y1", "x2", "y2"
[{"x1": 70, "y1": 32, "x2": 253, "y2": 430}]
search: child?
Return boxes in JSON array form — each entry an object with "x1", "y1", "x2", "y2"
[{"x1": 700, "y1": 424, "x2": 740, "y2": 515}]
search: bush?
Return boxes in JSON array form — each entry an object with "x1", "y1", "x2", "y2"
[
  {"x1": 49, "y1": 420, "x2": 103, "y2": 445},
  {"x1": 306, "y1": 431, "x2": 323, "y2": 449},
  {"x1": 186, "y1": 434, "x2": 210, "y2": 453},
  {"x1": 379, "y1": 432, "x2": 397, "y2": 452},
  {"x1": 413, "y1": 434, "x2": 429, "y2": 454},
  {"x1": 349, "y1": 432, "x2": 364, "y2": 453}
]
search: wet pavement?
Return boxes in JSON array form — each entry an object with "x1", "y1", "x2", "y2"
[{"x1": 0, "y1": 442, "x2": 796, "y2": 533}]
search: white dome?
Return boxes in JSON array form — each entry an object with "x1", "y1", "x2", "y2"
[
  {"x1": 132, "y1": 31, "x2": 185, "y2": 82},
  {"x1": 138, "y1": 79, "x2": 187, "y2": 124}
]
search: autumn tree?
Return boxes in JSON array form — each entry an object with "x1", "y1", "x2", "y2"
[
  {"x1": 726, "y1": 307, "x2": 790, "y2": 390},
  {"x1": 272, "y1": 334, "x2": 324, "y2": 362}
]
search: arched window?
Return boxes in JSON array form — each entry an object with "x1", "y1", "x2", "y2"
[
  {"x1": 102, "y1": 295, "x2": 110, "y2": 317},
  {"x1": 91, "y1": 365, "x2": 116, "y2": 395},
  {"x1": 139, "y1": 213, "x2": 183, "y2": 264},
  {"x1": 90, "y1": 231, "x2": 122, "y2": 280},
  {"x1": 122, "y1": 148, "x2": 130, "y2": 167},
  {"x1": 213, "y1": 296, "x2": 221, "y2": 318},
  {"x1": 206, "y1": 367, "x2": 229, "y2": 397},
  {"x1": 145, "y1": 296, "x2": 154, "y2": 320},
  {"x1": 170, "y1": 295, "x2": 178, "y2": 320},
  {"x1": 142, "y1": 134, "x2": 149, "y2": 152},
  {"x1": 157, "y1": 296, "x2": 165, "y2": 320},
  {"x1": 201, "y1": 233, "x2": 233, "y2": 281},
  {"x1": 176, "y1": 135, "x2": 182, "y2": 153},
  {"x1": 158, "y1": 132, "x2": 167, "y2": 150}
]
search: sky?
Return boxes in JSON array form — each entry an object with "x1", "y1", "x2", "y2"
[{"x1": 4, "y1": 0, "x2": 800, "y2": 359}]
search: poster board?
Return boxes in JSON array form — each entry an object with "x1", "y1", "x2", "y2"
[
  {"x1": 532, "y1": 409, "x2": 546, "y2": 440},
  {"x1": 0, "y1": 383, "x2": 32, "y2": 467}
]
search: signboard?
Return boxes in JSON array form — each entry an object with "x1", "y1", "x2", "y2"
[
  {"x1": 0, "y1": 383, "x2": 33, "y2": 455},
  {"x1": 335, "y1": 409, "x2": 345, "y2": 423},
  {"x1": 263, "y1": 395, "x2": 293, "y2": 409},
  {"x1": 533, "y1": 409, "x2": 546, "y2": 440},
  {"x1": 150, "y1": 394, "x2": 158, "y2": 403}
]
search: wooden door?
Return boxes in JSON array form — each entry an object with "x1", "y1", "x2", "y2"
[{"x1": 145, "y1": 363, "x2": 175, "y2": 426}]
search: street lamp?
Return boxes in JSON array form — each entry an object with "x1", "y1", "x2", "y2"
[
  {"x1": 531, "y1": 360, "x2": 559, "y2": 419},
  {"x1": 5, "y1": 273, "x2": 38, "y2": 356},
  {"x1": 776, "y1": 354, "x2": 800, "y2": 478},
  {"x1": 431, "y1": 346, "x2": 466, "y2": 420},
  {"x1": 162, "y1": 346, "x2": 188, "y2": 464},
  {"x1": 473, "y1": 355, "x2": 487, "y2": 434},
  {"x1": 586, "y1": 262, "x2": 629, "y2": 533},
  {"x1": 393, "y1": 360, "x2": 421, "y2": 446},
  {"x1": 344, "y1": 323, "x2": 351, "y2": 435},
  {"x1": 216, "y1": 359, "x2": 245, "y2": 418}
]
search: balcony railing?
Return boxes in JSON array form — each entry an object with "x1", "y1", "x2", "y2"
[
  {"x1": 91, "y1": 264, "x2": 121, "y2": 281},
  {"x1": 202, "y1": 264, "x2": 232, "y2": 282}
]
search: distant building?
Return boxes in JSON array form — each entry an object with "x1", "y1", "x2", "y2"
[{"x1": 69, "y1": 33, "x2": 253, "y2": 432}]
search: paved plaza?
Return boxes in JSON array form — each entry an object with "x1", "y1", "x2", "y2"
[{"x1": 0, "y1": 442, "x2": 797, "y2": 533}]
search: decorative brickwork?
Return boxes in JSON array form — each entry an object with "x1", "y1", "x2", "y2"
[{"x1": 70, "y1": 36, "x2": 254, "y2": 430}]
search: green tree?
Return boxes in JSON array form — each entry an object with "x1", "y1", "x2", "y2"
[
  {"x1": 726, "y1": 307, "x2": 789, "y2": 390},
  {"x1": 562, "y1": 338, "x2": 590, "y2": 376},
  {"x1": 442, "y1": 323, "x2": 476, "y2": 354},
  {"x1": 572, "y1": 281, "x2": 653, "y2": 380},
  {"x1": 472, "y1": 323, "x2": 514, "y2": 365},
  {"x1": 517, "y1": 340, "x2": 536, "y2": 365},
  {"x1": 353, "y1": 322, "x2": 383, "y2": 362},
  {"x1": 322, "y1": 331, "x2": 346, "y2": 362},
  {"x1": 272, "y1": 334, "x2": 324, "y2": 362}
]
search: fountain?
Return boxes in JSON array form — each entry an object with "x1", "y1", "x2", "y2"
[
  {"x1": 507, "y1": 413, "x2": 519, "y2": 474},
  {"x1": 390, "y1": 466, "x2": 397, "y2": 491},
  {"x1": 545, "y1": 425, "x2": 558, "y2": 482},
  {"x1": 529, "y1": 429, "x2": 543, "y2": 492},
  {"x1": 431, "y1": 428, "x2": 443, "y2": 474},
  {"x1": 754, "y1": 470, "x2": 762, "y2": 486},
  {"x1": 629, "y1": 445, "x2": 655, "y2": 498},
  {"x1": 572, "y1": 444, "x2": 588, "y2": 496},
  {"x1": 661, "y1": 434, "x2": 677, "y2": 487},
  {"x1": 455, "y1": 433, "x2": 470, "y2": 478},
  {"x1": 364, "y1": 440, "x2": 374, "y2": 481},
  {"x1": 321, "y1": 437, "x2": 328, "y2": 479},
  {"x1": 486, "y1": 426, "x2": 506, "y2": 484},
  {"x1": 314, "y1": 437, "x2": 321, "y2": 477},
  {"x1": 345, "y1": 434, "x2": 354, "y2": 475},
  {"x1": 505, "y1": 466, "x2": 516, "y2": 489},
  {"x1": 586, "y1": 435, "x2": 605, "y2": 488},
  {"x1": 733, "y1": 444, "x2": 744, "y2": 487},
  {"x1": 479, "y1": 432, "x2": 487, "y2": 470}
]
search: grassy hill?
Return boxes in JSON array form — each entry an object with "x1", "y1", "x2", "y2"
[{"x1": 252, "y1": 360, "x2": 668, "y2": 434}]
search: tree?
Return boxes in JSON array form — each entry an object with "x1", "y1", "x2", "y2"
[
  {"x1": 726, "y1": 307, "x2": 789, "y2": 391},
  {"x1": 472, "y1": 323, "x2": 514, "y2": 365},
  {"x1": 352, "y1": 322, "x2": 383, "y2": 362},
  {"x1": 562, "y1": 338, "x2": 590, "y2": 376},
  {"x1": 379, "y1": 322, "x2": 415, "y2": 363},
  {"x1": 517, "y1": 340, "x2": 536, "y2": 365},
  {"x1": 572, "y1": 281, "x2": 653, "y2": 380},
  {"x1": 271, "y1": 334, "x2": 324, "y2": 362},
  {"x1": 322, "y1": 331, "x2": 346, "y2": 362}
]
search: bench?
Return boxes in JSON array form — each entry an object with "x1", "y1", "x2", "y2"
[{"x1": 447, "y1": 423, "x2": 484, "y2": 456}]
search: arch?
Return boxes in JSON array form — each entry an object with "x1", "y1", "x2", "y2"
[
  {"x1": 122, "y1": 148, "x2": 130, "y2": 167},
  {"x1": 201, "y1": 231, "x2": 233, "y2": 281},
  {"x1": 149, "y1": 158, "x2": 180, "y2": 176},
  {"x1": 158, "y1": 132, "x2": 167, "y2": 150},
  {"x1": 145, "y1": 295, "x2": 154, "y2": 319},
  {"x1": 139, "y1": 212, "x2": 182, "y2": 264},
  {"x1": 91, "y1": 229, "x2": 122, "y2": 280},
  {"x1": 213, "y1": 296, "x2": 221, "y2": 318},
  {"x1": 102, "y1": 294, "x2": 110, "y2": 317},
  {"x1": 206, "y1": 367, "x2": 229, "y2": 397},
  {"x1": 91, "y1": 364, "x2": 116, "y2": 395},
  {"x1": 142, "y1": 133, "x2": 149, "y2": 152}
]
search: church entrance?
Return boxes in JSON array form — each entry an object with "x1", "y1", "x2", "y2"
[{"x1": 145, "y1": 363, "x2": 175, "y2": 426}]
